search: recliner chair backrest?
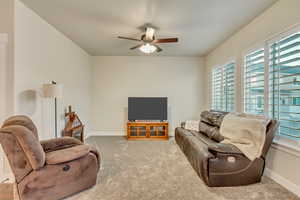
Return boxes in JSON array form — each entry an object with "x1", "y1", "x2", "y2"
[
  {"x1": 2, "y1": 115, "x2": 39, "y2": 139},
  {"x1": 0, "y1": 116, "x2": 45, "y2": 183}
]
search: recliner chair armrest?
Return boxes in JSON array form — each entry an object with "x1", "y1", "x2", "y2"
[
  {"x1": 1, "y1": 126, "x2": 46, "y2": 170},
  {"x1": 41, "y1": 137, "x2": 83, "y2": 153},
  {"x1": 45, "y1": 145, "x2": 90, "y2": 165},
  {"x1": 208, "y1": 143, "x2": 244, "y2": 156}
]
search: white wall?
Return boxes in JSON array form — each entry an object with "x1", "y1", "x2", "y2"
[
  {"x1": 92, "y1": 56, "x2": 205, "y2": 136},
  {"x1": 204, "y1": 0, "x2": 300, "y2": 195},
  {"x1": 0, "y1": 35, "x2": 8, "y2": 125},
  {"x1": 0, "y1": 0, "x2": 14, "y2": 119},
  {"x1": 0, "y1": 34, "x2": 14, "y2": 183},
  {"x1": 14, "y1": 0, "x2": 92, "y2": 140},
  {"x1": 0, "y1": 0, "x2": 14, "y2": 183}
]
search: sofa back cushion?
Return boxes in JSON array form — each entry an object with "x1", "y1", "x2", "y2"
[
  {"x1": 200, "y1": 110, "x2": 227, "y2": 127},
  {"x1": 198, "y1": 121, "x2": 224, "y2": 142}
]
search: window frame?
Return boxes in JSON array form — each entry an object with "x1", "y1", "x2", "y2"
[{"x1": 266, "y1": 25, "x2": 300, "y2": 143}]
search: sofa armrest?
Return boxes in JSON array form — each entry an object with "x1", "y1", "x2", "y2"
[
  {"x1": 40, "y1": 137, "x2": 83, "y2": 153},
  {"x1": 208, "y1": 143, "x2": 244, "y2": 156},
  {"x1": 45, "y1": 145, "x2": 90, "y2": 165}
]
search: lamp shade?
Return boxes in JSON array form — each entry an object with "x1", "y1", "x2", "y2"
[{"x1": 42, "y1": 83, "x2": 63, "y2": 98}]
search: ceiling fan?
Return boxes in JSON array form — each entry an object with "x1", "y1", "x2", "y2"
[{"x1": 118, "y1": 27, "x2": 178, "y2": 54}]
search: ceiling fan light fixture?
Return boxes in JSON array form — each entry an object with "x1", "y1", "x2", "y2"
[
  {"x1": 139, "y1": 43, "x2": 157, "y2": 54},
  {"x1": 145, "y1": 27, "x2": 155, "y2": 40}
]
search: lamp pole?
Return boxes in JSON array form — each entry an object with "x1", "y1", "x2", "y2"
[{"x1": 52, "y1": 81, "x2": 58, "y2": 138}]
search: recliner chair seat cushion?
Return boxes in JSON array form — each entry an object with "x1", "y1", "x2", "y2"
[
  {"x1": 41, "y1": 137, "x2": 83, "y2": 153},
  {"x1": 46, "y1": 145, "x2": 91, "y2": 165}
]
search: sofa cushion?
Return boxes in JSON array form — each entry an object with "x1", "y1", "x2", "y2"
[
  {"x1": 198, "y1": 121, "x2": 224, "y2": 142},
  {"x1": 189, "y1": 130, "x2": 216, "y2": 146},
  {"x1": 46, "y1": 145, "x2": 90, "y2": 165},
  {"x1": 200, "y1": 111, "x2": 226, "y2": 127}
]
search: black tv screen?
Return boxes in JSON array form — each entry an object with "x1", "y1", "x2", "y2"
[{"x1": 128, "y1": 97, "x2": 167, "y2": 121}]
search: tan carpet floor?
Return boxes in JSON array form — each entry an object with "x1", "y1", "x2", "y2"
[{"x1": 66, "y1": 136, "x2": 300, "y2": 200}]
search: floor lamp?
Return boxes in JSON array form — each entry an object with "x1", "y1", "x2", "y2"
[{"x1": 42, "y1": 81, "x2": 63, "y2": 138}]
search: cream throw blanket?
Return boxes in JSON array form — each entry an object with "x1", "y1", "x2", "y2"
[
  {"x1": 184, "y1": 120, "x2": 200, "y2": 131},
  {"x1": 220, "y1": 113, "x2": 270, "y2": 161}
]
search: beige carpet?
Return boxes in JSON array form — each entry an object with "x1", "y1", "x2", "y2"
[{"x1": 67, "y1": 136, "x2": 299, "y2": 200}]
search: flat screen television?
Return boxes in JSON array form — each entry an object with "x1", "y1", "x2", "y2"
[{"x1": 128, "y1": 97, "x2": 168, "y2": 121}]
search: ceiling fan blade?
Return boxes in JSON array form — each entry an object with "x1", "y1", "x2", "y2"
[
  {"x1": 153, "y1": 38, "x2": 178, "y2": 43},
  {"x1": 130, "y1": 44, "x2": 143, "y2": 50},
  {"x1": 153, "y1": 44, "x2": 163, "y2": 52},
  {"x1": 118, "y1": 36, "x2": 141, "y2": 42}
]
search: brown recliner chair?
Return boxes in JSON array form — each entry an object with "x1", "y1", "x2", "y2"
[
  {"x1": 0, "y1": 115, "x2": 100, "y2": 200},
  {"x1": 175, "y1": 111, "x2": 279, "y2": 187}
]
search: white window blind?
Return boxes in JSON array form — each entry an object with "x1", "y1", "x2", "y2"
[
  {"x1": 244, "y1": 49, "x2": 265, "y2": 115},
  {"x1": 212, "y1": 62, "x2": 235, "y2": 112},
  {"x1": 223, "y1": 63, "x2": 235, "y2": 112},
  {"x1": 269, "y1": 31, "x2": 300, "y2": 140},
  {"x1": 212, "y1": 67, "x2": 223, "y2": 111}
]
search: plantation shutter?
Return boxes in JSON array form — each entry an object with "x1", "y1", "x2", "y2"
[
  {"x1": 269, "y1": 31, "x2": 300, "y2": 140},
  {"x1": 223, "y1": 62, "x2": 235, "y2": 112},
  {"x1": 212, "y1": 67, "x2": 223, "y2": 111},
  {"x1": 244, "y1": 49, "x2": 265, "y2": 114},
  {"x1": 212, "y1": 63, "x2": 235, "y2": 112}
]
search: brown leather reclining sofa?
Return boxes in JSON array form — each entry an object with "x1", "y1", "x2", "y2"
[
  {"x1": 175, "y1": 110, "x2": 279, "y2": 187},
  {"x1": 0, "y1": 115, "x2": 100, "y2": 200}
]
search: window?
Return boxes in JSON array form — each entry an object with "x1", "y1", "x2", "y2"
[
  {"x1": 212, "y1": 67, "x2": 223, "y2": 111},
  {"x1": 269, "y1": 31, "x2": 300, "y2": 140},
  {"x1": 244, "y1": 49, "x2": 265, "y2": 114},
  {"x1": 212, "y1": 62, "x2": 235, "y2": 112},
  {"x1": 223, "y1": 62, "x2": 235, "y2": 112}
]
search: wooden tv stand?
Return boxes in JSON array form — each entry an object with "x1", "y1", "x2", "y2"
[{"x1": 127, "y1": 121, "x2": 169, "y2": 140}]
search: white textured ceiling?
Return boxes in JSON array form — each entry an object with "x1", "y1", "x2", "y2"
[{"x1": 20, "y1": 0, "x2": 277, "y2": 56}]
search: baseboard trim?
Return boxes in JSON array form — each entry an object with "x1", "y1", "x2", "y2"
[
  {"x1": 264, "y1": 168, "x2": 300, "y2": 197},
  {"x1": 85, "y1": 130, "x2": 126, "y2": 138}
]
